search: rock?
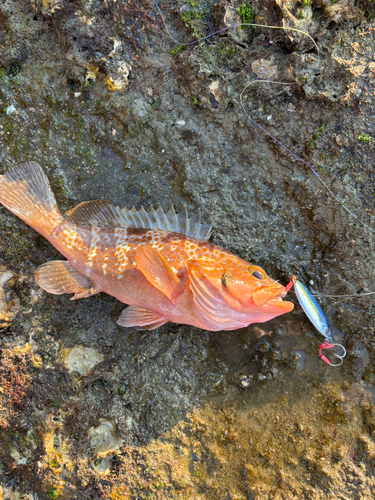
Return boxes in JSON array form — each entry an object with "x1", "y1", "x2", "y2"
[
  {"x1": 62, "y1": 346, "x2": 104, "y2": 377},
  {"x1": 5, "y1": 104, "x2": 16, "y2": 115},
  {"x1": 0, "y1": 270, "x2": 20, "y2": 328},
  {"x1": 252, "y1": 57, "x2": 279, "y2": 80},
  {"x1": 131, "y1": 97, "x2": 151, "y2": 120},
  {"x1": 28, "y1": 0, "x2": 61, "y2": 15},
  {"x1": 1, "y1": 0, "x2": 375, "y2": 497},
  {"x1": 223, "y1": 4, "x2": 246, "y2": 43},
  {"x1": 319, "y1": 0, "x2": 358, "y2": 22},
  {"x1": 104, "y1": 60, "x2": 132, "y2": 92}
]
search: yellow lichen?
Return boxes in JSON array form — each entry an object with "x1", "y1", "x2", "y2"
[
  {"x1": 85, "y1": 66, "x2": 99, "y2": 85},
  {"x1": 109, "y1": 485, "x2": 131, "y2": 500},
  {"x1": 41, "y1": 415, "x2": 73, "y2": 475}
]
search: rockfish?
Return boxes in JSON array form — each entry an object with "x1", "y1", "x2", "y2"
[{"x1": 0, "y1": 162, "x2": 293, "y2": 331}]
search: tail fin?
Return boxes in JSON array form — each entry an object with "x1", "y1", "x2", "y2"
[{"x1": 0, "y1": 162, "x2": 61, "y2": 231}]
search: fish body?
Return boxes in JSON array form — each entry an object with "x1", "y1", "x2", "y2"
[
  {"x1": 0, "y1": 162, "x2": 293, "y2": 331},
  {"x1": 291, "y1": 276, "x2": 332, "y2": 343}
]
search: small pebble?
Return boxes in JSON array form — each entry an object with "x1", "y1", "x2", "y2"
[
  {"x1": 269, "y1": 366, "x2": 278, "y2": 379},
  {"x1": 6, "y1": 104, "x2": 16, "y2": 115},
  {"x1": 271, "y1": 350, "x2": 281, "y2": 361},
  {"x1": 290, "y1": 351, "x2": 305, "y2": 371},
  {"x1": 239, "y1": 376, "x2": 252, "y2": 389},
  {"x1": 255, "y1": 340, "x2": 271, "y2": 353},
  {"x1": 274, "y1": 326, "x2": 285, "y2": 337}
]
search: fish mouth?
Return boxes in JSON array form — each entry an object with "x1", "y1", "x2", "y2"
[
  {"x1": 253, "y1": 286, "x2": 294, "y2": 311},
  {"x1": 267, "y1": 296, "x2": 294, "y2": 311}
]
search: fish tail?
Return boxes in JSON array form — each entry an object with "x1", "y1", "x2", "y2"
[{"x1": 0, "y1": 161, "x2": 62, "y2": 233}]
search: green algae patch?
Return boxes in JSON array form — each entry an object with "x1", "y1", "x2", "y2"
[{"x1": 236, "y1": 3, "x2": 255, "y2": 28}]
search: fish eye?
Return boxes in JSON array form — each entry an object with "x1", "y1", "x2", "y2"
[{"x1": 248, "y1": 266, "x2": 265, "y2": 280}]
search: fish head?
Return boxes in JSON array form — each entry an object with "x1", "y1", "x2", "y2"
[
  {"x1": 219, "y1": 263, "x2": 294, "y2": 319},
  {"x1": 186, "y1": 257, "x2": 293, "y2": 329}
]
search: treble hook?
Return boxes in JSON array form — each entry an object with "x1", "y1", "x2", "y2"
[{"x1": 318, "y1": 341, "x2": 346, "y2": 367}]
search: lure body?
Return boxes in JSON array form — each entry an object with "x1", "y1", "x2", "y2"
[{"x1": 291, "y1": 276, "x2": 332, "y2": 343}]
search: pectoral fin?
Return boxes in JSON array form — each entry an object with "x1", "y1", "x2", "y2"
[
  {"x1": 186, "y1": 262, "x2": 232, "y2": 324},
  {"x1": 117, "y1": 305, "x2": 168, "y2": 330},
  {"x1": 135, "y1": 246, "x2": 181, "y2": 304},
  {"x1": 35, "y1": 261, "x2": 99, "y2": 299}
]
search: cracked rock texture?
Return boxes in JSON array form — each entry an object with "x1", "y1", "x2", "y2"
[{"x1": 1, "y1": 0, "x2": 375, "y2": 498}]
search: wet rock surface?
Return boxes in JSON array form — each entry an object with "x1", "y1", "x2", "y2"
[{"x1": 0, "y1": 0, "x2": 375, "y2": 498}]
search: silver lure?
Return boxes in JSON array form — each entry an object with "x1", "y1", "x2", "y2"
[{"x1": 291, "y1": 276, "x2": 333, "y2": 344}]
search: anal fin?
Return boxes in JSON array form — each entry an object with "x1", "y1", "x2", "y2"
[
  {"x1": 117, "y1": 305, "x2": 167, "y2": 331},
  {"x1": 35, "y1": 261, "x2": 100, "y2": 299}
]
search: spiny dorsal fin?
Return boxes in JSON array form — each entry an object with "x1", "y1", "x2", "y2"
[
  {"x1": 65, "y1": 200, "x2": 115, "y2": 225},
  {"x1": 121, "y1": 205, "x2": 212, "y2": 240},
  {"x1": 65, "y1": 200, "x2": 212, "y2": 240}
]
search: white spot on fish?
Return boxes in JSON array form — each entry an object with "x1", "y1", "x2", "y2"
[{"x1": 86, "y1": 225, "x2": 100, "y2": 275}]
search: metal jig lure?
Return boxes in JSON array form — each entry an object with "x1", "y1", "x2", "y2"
[{"x1": 285, "y1": 276, "x2": 346, "y2": 366}]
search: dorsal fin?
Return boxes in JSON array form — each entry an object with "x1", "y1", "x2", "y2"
[
  {"x1": 65, "y1": 200, "x2": 212, "y2": 240},
  {"x1": 65, "y1": 200, "x2": 116, "y2": 225},
  {"x1": 121, "y1": 205, "x2": 212, "y2": 240}
]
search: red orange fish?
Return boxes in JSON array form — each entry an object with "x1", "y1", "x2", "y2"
[{"x1": 0, "y1": 162, "x2": 293, "y2": 331}]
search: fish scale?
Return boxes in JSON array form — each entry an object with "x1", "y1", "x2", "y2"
[{"x1": 55, "y1": 220, "x2": 233, "y2": 279}]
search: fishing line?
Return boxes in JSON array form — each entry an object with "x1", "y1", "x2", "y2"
[
  {"x1": 152, "y1": 0, "x2": 375, "y2": 300},
  {"x1": 152, "y1": 0, "x2": 374, "y2": 235},
  {"x1": 289, "y1": 288, "x2": 375, "y2": 300},
  {"x1": 240, "y1": 80, "x2": 375, "y2": 236},
  {"x1": 152, "y1": 0, "x2": 319, "y2": 52},
  {"x1": 313, "y1": 291, "x2": 375, "y2": 298}
]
